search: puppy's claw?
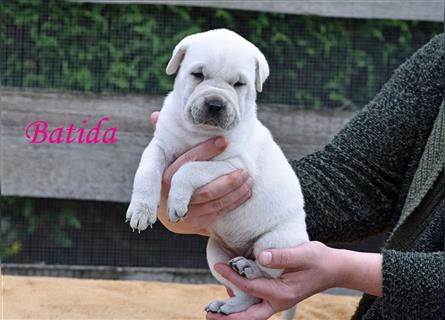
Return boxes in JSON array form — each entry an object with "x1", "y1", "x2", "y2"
[
  {"x1": 205, "y1": 300, "x2": 225, "y2": 314},
  {"x1": 166, "y1": 198, "x2": 188, "y2": 222},
  {"x1": 167, "y1": 207, "x2": 187, "y2": 223},
  {"x1": 126, "y1": 199, "x2": 158, "y2": 231},
  {"x1": 229, "y1": 256, "x2": 263, "y2": 279}
]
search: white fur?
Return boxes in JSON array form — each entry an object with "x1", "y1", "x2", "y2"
[{"x1": 127, "y1": 29, "x2": 309, "y2": 319}]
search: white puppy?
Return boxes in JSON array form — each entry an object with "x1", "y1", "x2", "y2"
[{"x1": 127, "y1": 29, "x2": 309, "y2": 319}]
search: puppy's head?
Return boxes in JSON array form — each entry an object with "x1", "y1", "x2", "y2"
[{"x1": 166, "y1": 29, "x2": 269, "y2": 132}]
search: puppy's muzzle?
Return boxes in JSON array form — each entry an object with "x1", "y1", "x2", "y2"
[
  {"x1": 187, "y1": 93, "x2": 237, "y2": 130},
  {"x1": 205, "y1": 97, "x2": 227, "y2": 114}
]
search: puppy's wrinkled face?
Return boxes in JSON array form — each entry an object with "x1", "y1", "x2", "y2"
[
  {"x1": 182, "y1": 59, "x2": 249, "y2": 131},
  {"x1": 167, "y1": 29, "x2": 269, "y2": 132}
]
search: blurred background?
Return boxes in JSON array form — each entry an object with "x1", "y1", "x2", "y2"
[{"x1": 1, "y1": 0, "x2": 442, "y2": 280}]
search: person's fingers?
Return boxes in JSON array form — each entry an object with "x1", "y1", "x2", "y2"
[
  {"x1": 229, "y1": 301, "x2": 275, "y2": 320},
  {"x1": 163, "y1": 137, "x2": 228, "y2": 185},
  {"x1": 185, "y1": 184, "x2": 253, "y2": 229},
  {"x1": 206, "y1": 301, "x2": 274, "y2": 320},
  {"x1": 206, "y1": 312, "x2": 220, "y2": 320},
  {"x1": 213, "y1": 264, "x2": 275, "y2": 300},
  {"x1": 206, "y1": 311, "x2": 225, "y2": 320},
  {"x1": 190, "y1": 170, "x2": 250, "y2": 204},
  {"x1": 150, "y1": 111, "x2": 159, "y2": 129},
  {"x1": 189, "y1": 176, "x2": 253, "y2": 215},
  {"x1": 206, "y1": 312, "x2": 218, "y2": 320},
  {"x1": 257, "y1": 243, "x2": 313, "y2": 269},
  {"x1": 225, "y1": 286, "x2": 235, "y2": 297},
  {"x1": 182, "y1": 177, "x2": 253, "y2": 233},
  {"x1": 219, "y1": 182, "x2": 253, "y2": 213},
  {"x1": 233, "y1": 301, "x2": 275, "y2": 320}
]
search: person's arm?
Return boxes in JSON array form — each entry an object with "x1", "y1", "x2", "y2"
[
  {"x1": 378, "y1": 249, "x2": 445, "y2": 319},
  {"x1": 206, "y1": 244, "x2": 445, "y2": 320},
  {"x1": 292, "y1": 34, "x2": 444, "y2": 243},
  {"x1": 206, "y1": 241, "x2": 383, "y2": 320}
]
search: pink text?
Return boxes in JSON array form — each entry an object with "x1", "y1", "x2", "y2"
[{"x1": 25, "y1": 117, "x2": 117, "y2": 144}]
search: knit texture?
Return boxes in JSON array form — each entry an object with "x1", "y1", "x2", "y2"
[
  {"x1": 291, "y1": 33, "x2": 444, "y2": 319},
  {"x1": 392, "y1": 103, "x2": 445, "y2": 234},
  {"x1": 381, "y1": 250, "x2": 444, "y2": 319}
]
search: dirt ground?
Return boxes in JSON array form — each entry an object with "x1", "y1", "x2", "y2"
[{"x1": 2, "y1": 276, "x2": 359, "y2": 320}]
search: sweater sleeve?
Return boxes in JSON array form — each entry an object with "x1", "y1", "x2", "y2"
[
  {"x1": 381, "y1": 250, "x2": 445, "y2": 319},
  {"x1": 291, "y1": 34, "x2": 444, "y2": 243}
]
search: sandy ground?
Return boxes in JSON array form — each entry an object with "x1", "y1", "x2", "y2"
[{"x1": 2, "y1": 276, "x2": 359, "y2": 320}]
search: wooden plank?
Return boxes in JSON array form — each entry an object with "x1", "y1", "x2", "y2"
[
  {"x1": 76, "y1": 0, "x2": 444, "y2": 22},
  {"x1": 3, "y1": 263, "x2": 216, "y2": 283},
  {"x1": 0, "y1": 88, "x2": 354, "y2": 202}
]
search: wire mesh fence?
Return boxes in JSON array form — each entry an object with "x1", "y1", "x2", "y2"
[
  {"x1": 1, "y1": 196, "x2": 386, "y2": 269},
  {"x1": 2, "y1": 198, "x2": 209, "y2": 268},
  {"x1": 0, "y1": 1, "x2": 442, "y2": 270},
  {"x1": 1, "y1": 1, "x2": 442, "y2": 109}
]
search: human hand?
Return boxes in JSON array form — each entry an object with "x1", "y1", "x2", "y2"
[
  {"x1": 207, "y1": 241, "x2": 382, "y2": 320},
  {"x1": 150, "y1": 112, "x2": 253, "y2": 235}
]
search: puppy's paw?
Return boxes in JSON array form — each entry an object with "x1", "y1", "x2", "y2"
[
  {"x1": 229, "y1": 256, "x2": 263, "y2": 279},
  {"x1": 166, "y1": 190, "x2": 189, "y2": 223},
  {"x1": 204, "y1": 300, "x2": 225, "y2": 313},
  {"x1": 126, "y1": 199, "x2": 158, "y2": 232},
  {"x1": 205, "y1": 296, "x2": 260, "y2": 315},
  {"x1": 218, "y1": 300, "x2": 252, "y2": 315}
]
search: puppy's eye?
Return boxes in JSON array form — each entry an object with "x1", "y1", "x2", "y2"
[
  {"x1": 191, "y1": 72, "x2": 204, "y2": 80},
  {"x1": 234, "y1": 81, "x2": 245, "y2": 88}
]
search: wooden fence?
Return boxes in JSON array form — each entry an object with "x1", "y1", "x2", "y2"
[
  {"x1": 79, "y1": 0, "x2": 443, "y2": 22},
  {"x1": 1, "y1": 88, "x2": 355, "y2": 202}
]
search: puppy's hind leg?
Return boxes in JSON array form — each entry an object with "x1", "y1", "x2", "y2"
[
  {"x1": 227, "y1": 256, "x2": 297, "y2": 319},
  {"x1": 253, "y1": 220, "x2": 309, "y2": 320},
  {"x1": 206, "y1": 237, "x2": 260, "y2": 315}
]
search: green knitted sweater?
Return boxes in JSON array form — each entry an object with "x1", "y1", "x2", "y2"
[{"x1": 291, "y1": 34, "x2": 444, "y2": 319}]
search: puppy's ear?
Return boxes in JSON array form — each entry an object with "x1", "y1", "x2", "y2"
[
  {"x1": 166, "y1": 34, "x2": 196, "y2": 75},
  {"x1": 166, "y1": 45, "x2": 187, "y2": 75},
  {"x1": 255, "y1": 51, "x2": 270, "y2": 92}
]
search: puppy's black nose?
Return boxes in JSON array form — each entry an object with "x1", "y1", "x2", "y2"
[{"x1": 205, "y1": 98, "x2": 226, "y2": 113}]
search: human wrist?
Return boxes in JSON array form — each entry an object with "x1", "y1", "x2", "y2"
[
  {"x1": 325, "y1": 247, "x2": 350, "y2": 289},
  {"x1": 329, "y1": 248, "x2": 383, "y2": 297}
]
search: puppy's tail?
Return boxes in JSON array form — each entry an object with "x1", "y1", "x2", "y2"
[{"x1": 280, "y1": 306, "x2": 296, "y2": 320}]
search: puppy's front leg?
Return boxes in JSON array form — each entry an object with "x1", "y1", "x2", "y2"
[
  {"x1": 127, "y1": 141, "x2": 170, "y2": 231},
  {"x1": 167, "y1": 161, "x2": 238, "y2": 222}
]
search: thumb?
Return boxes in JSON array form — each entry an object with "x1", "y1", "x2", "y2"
[
  {"x1": 150, "y1": 111, "x2": 160, "y2": 129},
  {"x1": 257, "y1": 245, "x2": 311, "y2": 269}
]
